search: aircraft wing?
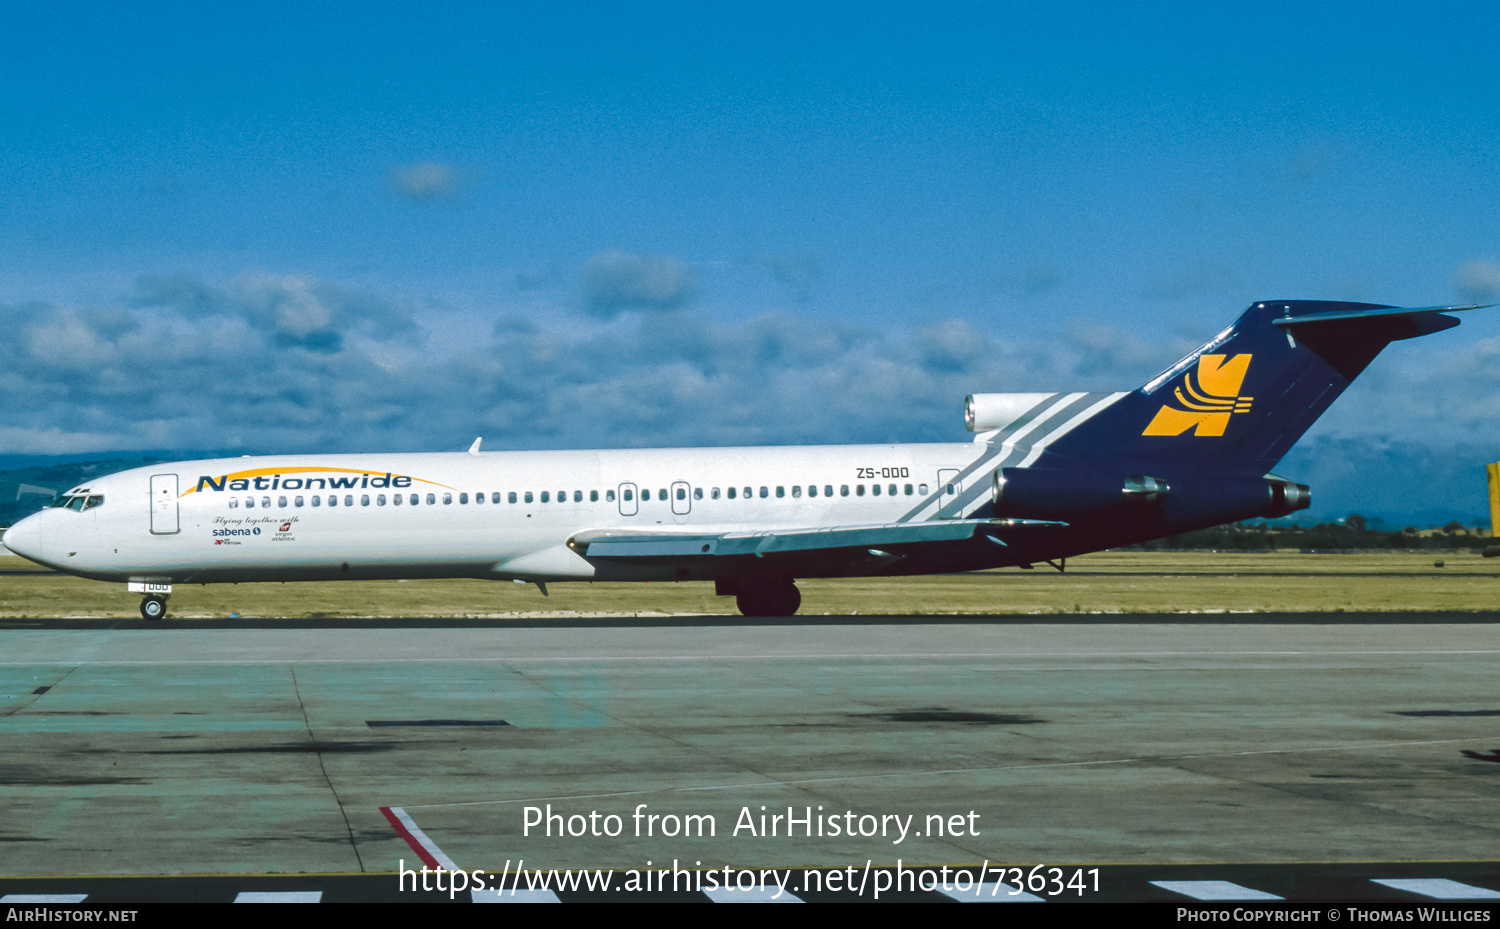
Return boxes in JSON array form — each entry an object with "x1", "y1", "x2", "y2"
[{"x1": 568, "y1": 518, "x2": 1065, "y2": 560}]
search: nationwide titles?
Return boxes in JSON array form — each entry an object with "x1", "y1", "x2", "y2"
[{"x1": 188, "y1": 467, "x2": 448, "y2": 496}]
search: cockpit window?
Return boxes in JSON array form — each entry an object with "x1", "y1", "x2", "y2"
[{"x1": 47, "y1": 492, "x2": 105, "y2": 511}]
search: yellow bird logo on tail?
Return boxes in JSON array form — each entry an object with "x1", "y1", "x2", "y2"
[{"x1": 1142, "y1": 353, "x2": 1253, "y2": 437}]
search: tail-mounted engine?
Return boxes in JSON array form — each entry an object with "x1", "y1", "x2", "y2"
[
  {"x1": 992, "y1": 468, "x2": 1171, "y2": 520},
  {"x1": 993, "y1": 468, "x2": 1309, "y2": 522}
]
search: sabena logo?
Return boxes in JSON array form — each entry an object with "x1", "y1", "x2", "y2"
[{"x1": 1142, "y1": 353, "x2": 1253, "y2": 437}]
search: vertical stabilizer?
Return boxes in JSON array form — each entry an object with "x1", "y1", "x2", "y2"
[{"x1": 1039, "y1": 301, "x2": 1468, "y2": 479}]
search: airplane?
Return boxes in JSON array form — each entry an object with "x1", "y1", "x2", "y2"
[{"x1": 2, "y1": 299, "x2": 1488, "y2": 620}]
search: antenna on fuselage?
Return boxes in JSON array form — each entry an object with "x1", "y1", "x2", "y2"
[{"x1": 468, "y1": 437, "x2": 482, "y2": 455}]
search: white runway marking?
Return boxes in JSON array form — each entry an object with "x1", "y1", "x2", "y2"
[
  {"x1": 1151, "y1": 880, "x2": 1282, "y2": 900},
  {"x1": 703, "y1": 885, "x2": 802, "y2": 902},
  {"x1": 472, "y1": 888, "x2": 563, "y2": 903},
  {"x1": 0, "y1": 894, "x2": 89, "y2": 903},
  {"x1": 1372, "y1": 879, "x2": 1500, "y2": 899},
  {"x1": 233, "y1": 891, "x2": 323, "y2": 902},
  {"x1": 939, "y1": 882, "x2": 1045, "y2": 902},
  {"x1": 384, "y1": 806, "x2": 460, "y2": 871}
]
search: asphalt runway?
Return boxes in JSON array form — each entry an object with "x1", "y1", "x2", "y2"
[{"x1": 2, "y1": 614, "x2": 1499, "y2": 903}]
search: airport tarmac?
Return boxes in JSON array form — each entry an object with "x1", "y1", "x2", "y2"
[{"x1": 2, "y1": 615, "x2": 1499, "y2": 902}]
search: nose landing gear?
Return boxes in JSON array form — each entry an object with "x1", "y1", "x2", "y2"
[{"x1": 140, "y1": 595, "x2": 168, "y2": 621}]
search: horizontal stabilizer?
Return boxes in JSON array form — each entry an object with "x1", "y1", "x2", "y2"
[
  {"x1": 1270, "y1": 302, "x2": 1492, "y2": 328},
  {"x1": 570, "y1": 518, "x2": 1065, "y2": 560}
]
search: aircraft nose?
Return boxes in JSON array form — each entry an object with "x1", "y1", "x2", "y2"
[{"x1": 2, "y1": 515, "x2": 45, "y2": 562}]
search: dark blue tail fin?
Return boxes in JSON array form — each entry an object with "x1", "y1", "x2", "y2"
[{"x1": 1043, "y1": 300, "x2": 1475, "y2": 479}]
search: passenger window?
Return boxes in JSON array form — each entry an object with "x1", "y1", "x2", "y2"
[
  {"x1": 410, "y1": 494, "x2": 419, "y2": 505},
  {"x1": 694, "y1": 487, "x2": 703, "y2": 499},
  {"x1": 658, "y1": 489, "x2": 667, "y2": 501},
  {"x1": 905, "y1": 483, "x2": 914, "y2": 495},
  {"x1": 475, "y1": 492, "x2": 483, "y2": 504},
  {"x1": 743, "y1": 487, "x2": 751, "y2": 499},
  {"x1": 759, "y1": 486, "x2": 768, "y2": 498},
  {"x1": 622, "y1": 489, "x2": 632, "y2": 502},
  {"x1": 825, "y1": 485, "x2": 834, "y2": 497},
  {"x1": 840, "y1": 485, "x2": 849, "y2": 497},
  {"x1": 295, "y1": 496, "x2": 304, "y2": 507},
  {"x1": 460, "y1": 493, "x2": 469, "y2": 504},
  {"x1": 872, "y1": 485, "x2": 880, "y2": 496},
  {"x1": 712, "y1": 487, "x2": 720, "y2": 499},
  {"x1": 443, "y1": 493, "x2": 453, "y2": 504},
  {"x1": 493, "y1": 492, "x2": 502, "y2": 503},
  {"x1": 264, "y1": 497, "x2": 273, "y2": 508},
  {"x1": 919, "y1": 484, "x2": 929, "y2": 494},
  {"x1": 606, "y1": 489, "x2": 615, "y2": 502},
  {"x1": 393, "y1": 494, "x2": 403, "y2": 506},
  {"x1": 728, "y1": 487, "x2": 736, "y2": 499},
  {"x1": 427, "y1": 493, "x2": 436, "y2": 505},
  {"x1": 676, "y1": 487, "x2": 686, "y2": 500},
  {"x1": 279, "y1": 496, "x2": 288, "y2": 507},
  {"x1": 889, "y1": 483, "x2": 898, "y2": 496},
  {"x1": 776, "y1": 486, "x2": 785, "y2": 498},
  {"x1": 791, "y1": 486, "x2": 801, "y2": 498},
  {"x1": 509, "y1": 492, "x2": 518, "y2": 503},
  {"x1": 361, "y1": 495, "x2": 370, "y2": 506},
  {"x1": 307, "y1": 497, "x2": 316, "y2": 508},
  {"x1": 541, "y1": 491, "x2": 550, "y2": 503},
  {"x1": 590, "y1": 490, "x2": 599, "y2": 502},
  {"x1": 807, "y1": 485, "x2": 816, "y2": 497},
  {"x1": 574, "y1": 490, "x2": 583, "y2": 502},
  {"x1": 230, "y1": 498, "x2": 240, "y2": 509},
  {"x1": 525, "y1": 491, "x2": 534, "y2": 503},
  {"x1": 378, "y1": 494, "x2": 387, "y2": 505},
  {"x1": 856, "y1": 485, "x2": 865, "y2": 496}
]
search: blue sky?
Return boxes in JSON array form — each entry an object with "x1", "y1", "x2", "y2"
[{"x1": 3, "y1": 2, "x2": 1498, "y2": 525}]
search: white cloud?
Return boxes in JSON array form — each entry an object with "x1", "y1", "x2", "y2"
[
  {"x1": 579, "y1": 250, "x2": 698, "y2": 317},
  {"x1": 132, "y1": 271, "x2": 416, "y2": 353},
  {"x1": 389, "y1": 161, "x2": 474, "y2": 203},
  {"x1": 1456, "y1": 260, "x2": 1500, "y2": 304}
]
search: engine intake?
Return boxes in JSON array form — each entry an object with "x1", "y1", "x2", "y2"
[{"x1": 965, "y1": 393, "x2": 1060, "y2": 433}]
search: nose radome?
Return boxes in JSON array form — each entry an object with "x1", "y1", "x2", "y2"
[{"x1": 2, "y1": 515, "x2": 43, "y2": 561}]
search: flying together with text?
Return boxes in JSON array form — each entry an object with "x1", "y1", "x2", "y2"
[{"x1": 4, "y1": 300, "x2": 1488, "y2": 619}]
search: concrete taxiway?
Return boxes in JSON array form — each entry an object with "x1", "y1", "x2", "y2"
[{"x1": 2, "y1": 615, "x2": 1499, "y2": 882}]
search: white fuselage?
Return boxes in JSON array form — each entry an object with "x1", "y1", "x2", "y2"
[{"x1": 7, "y1": 443, "x2": 996, "y2": 585}]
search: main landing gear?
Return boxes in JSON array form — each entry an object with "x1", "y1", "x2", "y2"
[
  {"x1": 734, "y1": 579, "x2": 802, "y2": 617},
  {"x1": 140, "y1": 595, "x2": 168, "y2": 621}
]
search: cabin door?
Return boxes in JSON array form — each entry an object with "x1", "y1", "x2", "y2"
[
  {"x1": 937, "y1": 469, "x2": 962, "y2": 518},
  {"x1": 150, "y1": 474, "x2": 180, "y2": 535}
]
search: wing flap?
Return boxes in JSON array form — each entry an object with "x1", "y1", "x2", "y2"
[{"x1": 570, "y1": 518, "x2": 1065, "y2": 560}]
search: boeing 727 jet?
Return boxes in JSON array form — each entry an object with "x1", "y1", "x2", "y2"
[{"x1": 2, "y1": 300, "x2": 1486, "y2": 618}]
